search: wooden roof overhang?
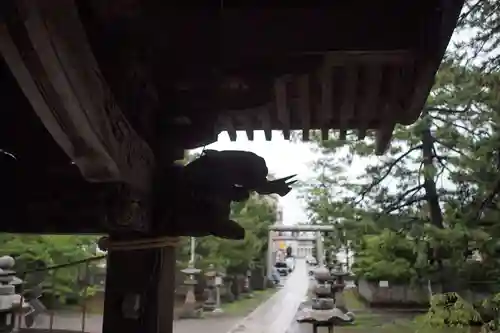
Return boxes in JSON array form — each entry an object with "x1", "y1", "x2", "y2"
[
  {"x1": 74, "y1": 0, "x2": 464, "y2": 153},
  {"x1": 0, "y1": 0, "x2": 464, "y2": 234}
]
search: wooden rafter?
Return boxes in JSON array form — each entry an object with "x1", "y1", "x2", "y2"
[
  {"x1": 274, "y1": 76, "x2": 291, "y2": 140},
  {"x1": 215, "y1": 50, "x2": 418, "y2": 153},
  {"x1": 297, "y1": 74, "x2": 311, "y2": 141}
]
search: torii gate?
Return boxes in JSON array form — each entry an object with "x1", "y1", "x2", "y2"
[
  {"x1": 272, "y1": 235, "x2": 316, "y2": 258},
  {"x1": 267, "y1": 224, "x2": 335, "y2": 276}
]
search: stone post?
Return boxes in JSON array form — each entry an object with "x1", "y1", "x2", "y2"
[
  {"x1": 189, "y1": 237, "x2": 196, "y2": 265},
  {"x1": 267, "y1": 229, "x2": 274, "y2": 279},
  {"x1": 250, "y1": 267, "x2": 265, "y2": 291},
  {"x1": 203, "y1": 265, "x2": 217, "y2": 312},
  {"x1": 331, "y1": 270, "x2": 349, "y2": 313},
  {"x1": 179, "y1": 265, "x2": 202, "y2": 318},
  {"x1": 242, "y1": 270, "x2": 253, "y2": 298},
  {"x1": 316, "y1": 231, "x2": 324, "y2": 265},
  {"x1": 212, "y1": 272, "x2": 224, "y2": 314}
]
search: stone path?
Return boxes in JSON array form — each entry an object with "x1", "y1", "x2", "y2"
[
  {"x1": 174, "y1": 317, "x2": 242, "y2": 333},
  {"x1": 227, "y1": 259, "x2": 310, "y2": 333},
  {"x1": 17, "y1": 260, "x2": 310, "y2": 333},
  {"x1": 19, "y1": 311, "x2": 240, "y2": 333}
]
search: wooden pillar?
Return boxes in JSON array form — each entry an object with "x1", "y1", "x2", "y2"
[
  {"x1": 103, "y1": 246, "x2": 176, "y2": 333},
  {"x1": 101, "y1": 160, "x2": 180, "y2": 333}
]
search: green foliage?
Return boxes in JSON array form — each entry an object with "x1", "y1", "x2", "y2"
[
  {"x1": 0, "y1": 234, "x2": 100, "y2": 303},
  {"x1": 179, "y1": 194, "x2": 277, "y2": 274},
  {"x1": 424, "y1": 293, "x2": 482, "y2": 329},
  {"x1": 352, "y1": 230, "x2": 417, "y2": 283}
]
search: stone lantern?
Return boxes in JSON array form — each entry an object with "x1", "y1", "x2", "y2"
[
  {"x1": 311, "y1": 266, "x2": 335, "y2": 310},
  {"x1": 331, "y1": 269, "x2": 350, "y2": 313},
  {"x1": 213, "y1": 271, "x2": 224, "y2": 313},
  {"x1": 297, "y1": 265, "x2": 355, "y2": 332},
  {"x1": 0, "y1": 256, "x2": 28, "y2": 333},
  {"x1": 203, "y1": 265, "x2": 223, "y2": 313},
  {"x1": 221, "y1": 275, "x2": 235, "y2": 303},
  {"x1": 242, "y1": 269, "x2": 253, "y2": 298},
  {"x1": 179, "y1": 265, "x2": 202, "y2": 318}
]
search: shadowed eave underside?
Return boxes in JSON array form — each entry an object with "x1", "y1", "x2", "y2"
[{"x1": 0, "y1": 0, "x2": 464, "y2": 198}]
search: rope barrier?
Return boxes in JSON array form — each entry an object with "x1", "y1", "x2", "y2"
[
  {"x1": 5, "y1": 255, "x2": 107, "y2": 276},
  {"x1": 5, "y1": 236, "x2": 179, "y2": 277},
  {"x1": 97, "y1": 236, "x2": 180, "y2": 251}
]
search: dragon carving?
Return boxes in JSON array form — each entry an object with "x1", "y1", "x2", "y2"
[{"x1": 170, "y1": 150, "x2": 296, "y2": 240}]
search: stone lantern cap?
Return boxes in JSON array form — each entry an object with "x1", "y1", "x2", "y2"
[
  {"x1": 0, "y1": 256, "x2": 16, "y2": 283},
  {"x1": 331, "y1": 270, "x2": 349, "y2": 277},
  {"x1": 313, "y1": 266, "x2": 332, "y2": 282},
  {"x1": 297, "y1": 308, "x2": 355, "y2": 325},
  {"x1": 181, "y1": 267, "x2": 201, "y2": 275},
  {"x1": 0, "y1": 256, "x2": 15, "y2": 270},
  {"x1": 205, "y1": 264, "x2": 222, "y2": 278}
]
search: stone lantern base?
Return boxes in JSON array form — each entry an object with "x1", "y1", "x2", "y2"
[
  {"x1": 178, "y1": 306, "x2": 203, "y2": 319},
  {"x1": 179, "y1": 267, "x2": 203, "y2": 319}
]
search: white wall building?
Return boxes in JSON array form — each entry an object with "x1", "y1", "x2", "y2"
[{"x1": 271, "y1": 204, "x2": 285, "y2": 262}]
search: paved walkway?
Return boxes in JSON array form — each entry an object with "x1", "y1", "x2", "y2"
[
  {"x1": 19, "y1": 310, "x2": 240, "y2": 333},
  {"x1": 18, "y1": 260, "x2": 310, "y2": 333},
  {"x1": 174, "y1": 317, "x2": 241, "y2": 333},
  {"x1": 227, "y1": 259, "x2": 310, "y2": 333}
]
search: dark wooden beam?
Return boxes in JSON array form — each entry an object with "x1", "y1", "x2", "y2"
[
  {"x1": 218, "y1": 115, "x2": 237, "y2": 141},
  {"x1": 297, "y1": 74, "x2": 311, "y2": 141},
  {"x1": 339, "y1": 65, "x2": 358, "y2": 134},
  {"x1": 258, "y1": 107, "x2": 273, "y2": 141},
  {"x1": 375, "y1": 123, "x2": 396, "y2": 155},
  {"x1": 324, "y1": 50, "x2": 415, "y2": 66},
  {"x1": 404, "y1": 0, "x2": 465, "y2": 125},
  {"x1": 362, "y1": 65, "x2": 384, "y2": 152},
  {"x1": 0, "y1": 0, "x2": 154, "y2": 191},
  {"x1": 318, "y1": 58, "x2": 333, "y2": 139},
  {"x1": 236, "y1": 114, "x2": 254, "y2": 141},
  {"x1": 274, "y1": 76, "x2": 291, "y2": 140},
  {"x1": 375, "y1": 65, "x2": 404, "y2": 155},
  {"x1": 246, "y1": 129, "x2": 254, "y2": 141}
]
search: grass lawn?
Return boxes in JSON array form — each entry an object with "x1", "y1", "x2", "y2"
[
  {"x1": 343, "y1": 289, "x2": 367, "y2": 311},
  {"x1": 333, "y1": 289, "x2": 477, "y2": 333},
  {"x1": 221, "y1": 288, "x2": 278, "y2": 317}
]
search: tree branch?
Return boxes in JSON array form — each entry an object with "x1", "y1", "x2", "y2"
[
  {"x1": 426, "y1": 101, "x2": 474, "y2": 115},
  {"x1": 433, "y1": 139, "x2": 468, "y2": 157},
  {"x1": 381, "y1": 185, "x2": 425, "y2": 213},
  {"x1": 431, "y1": 115, "x2": 486, "y2": 137},
  {"x1": 433, "y1": 148, "x2": 453, "y2": 175},
  {"x1": 383, "y1": 195, "x2": 428, "y2": 215},
  {"x1": 353, "y1": 145, "x2": 423, "y2": 205},
  {"x1": 476, "y1": 179, "x2": 500, "y2": 220}
]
